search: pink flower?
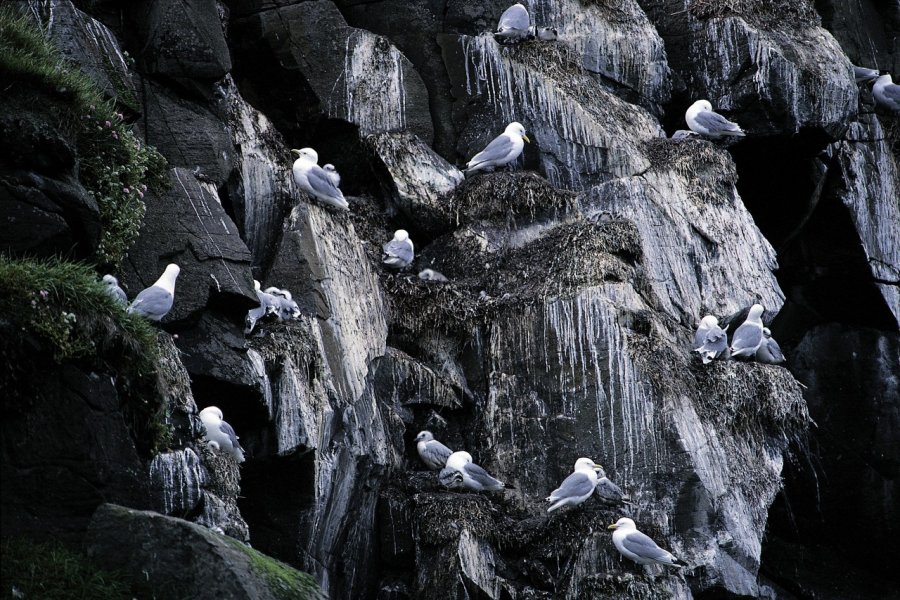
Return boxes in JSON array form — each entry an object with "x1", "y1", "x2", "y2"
[
  {"x1": 141, "y1": 184, "x2": 147, "y2": 192},
  {"x1": 123, "y1": 187, "x2": 130, "y2": 194},
  {"x1": 39, "y1": 290, "x2": 49, "y2": 300},
  {"x1": 138, "y1": 190, "x2": 144, "y2": 199},
  {"x1": 104, "y1": 120, "x2": 111, "y2": 127},
  {"x1": 111, "y1": 132, "x2": 118, "y2": 140}
]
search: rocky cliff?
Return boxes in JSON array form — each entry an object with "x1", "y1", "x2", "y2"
[{"x1": 1, "y1": 0, "x2": 897, "y2": 599}]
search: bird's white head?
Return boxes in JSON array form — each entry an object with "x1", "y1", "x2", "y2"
[
  {"x1": 691, "y1": 99, "x2": 713, "y2": 113},
  {"x1": 254, "y1": 280, "x2": 261, "y2": 291},
  {"x1": 446, "y1": 451, "x2": 473, "y2": 469},
  {"x1": 748, "y1": 304, "x2": 765, "y2": 321},
  {"x1": 573, "y1": 457, "x2": 602, "y2": 472},
  {"x1": 506, "y1": 121, "x2": 530, "y2": 143},
  {"x1": 157, "y1": 264, "x2": 180, "y2": 291},
  {"x1": 323, "y1": 163, "x2": 337, "y2": 173},
  {"x1": 394, "y1": 229, "x2": 410, "y2": 242},
  {"x1": 291, "y1": 148, "x2": 319, "y2": 164},
  {"x1": 415, "y1": 431, "x2": 434, "y2": 442},
  {"x1": 762, "y1": 327, "x2": 772, "y2": 338},
  {"x1": 607, "y1": 517, "x2": 636, "y2": 531},
  {"x1": 876, "y1": 73, "x2": 893, "y2": 84},
  {"x1": 699, "y1": 315, "x2": 719, "y2": 328},
  {"x1": 199, "y1": 406, "x2": 224, "y2": 421},
  {"x1": 280, "y1": 289, "x2": 293, "y2": 301},
  {"x1": 102, "y1": 274, "x2": 119, "y2": 285}
]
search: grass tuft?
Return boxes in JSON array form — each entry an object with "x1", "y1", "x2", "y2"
[{"x1": 223, "y1": 538, "x2": 326, "y2": 600}]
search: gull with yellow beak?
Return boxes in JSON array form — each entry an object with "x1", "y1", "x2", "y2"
[
  {"x1": 464, "y1": 121, "x2": 530, "y2": 176},
  {"x1": 608, "y1": 518, "x2": 686, "y2": 567},
  {"x1": 545, "y1": 457, "x2": 603, "y2": 513},
  {"x1": 290, "y1": 147, "x2": 349, "y2": 210}
]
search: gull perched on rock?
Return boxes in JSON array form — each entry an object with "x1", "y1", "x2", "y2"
[
  {"x1": 102, "y1": 274, "x2": 127, "y2": 305},
  {"x1": 546, "y1": 457, "x2": 602, "y2": 513},
  {"x1": 594, "y1": 465, "x2": 632, "y2": 506},
  {"x1": 245, "y1": 281, "x2": 281, "y2": 333},
  {"x1": 291, "y1": 148, "x2": 349, "y2": 210},
  {"x1": 264, "y1": 287, "x2": 300, "y2": 321},
  {"x1": 608, "y1": 518, "x2": 686, "y2": 567},
  {"x1": 464, "y1": 122, "x2": 530, "y2": 176},
  {"x1": 693, "y1": 315, "x2": 729, "y2": 364},
  {"x1": 415, "y1": 431, "x2": 453, "y2": 470},
  {"x1": 755, "y1": 327, "x2": 786, "y2": 364},
  {"x1": 199, "y1": 406, "x2": 245, "y2": 463},
  {"x1": 322, "y1": 163, "x2": 341, "y2": 187},
  {"x1": 729, "y1": 304, "x2": 765, "y2": 359},
  {"x1": 439, "y1": 451, "x2": 506, "y2": 492},
  {"x1": 686, "y1": 100, "x2": 746, "y2": 139},
  {"x1": 383, "y1": 229, "x2": 414, "y2": 269},
  {"x1": 495, "y1": 3, "x2": 531, "y2": 43},
  {"x1": 126, "y1": 264, "x2": 180, "y2": 321},
  {"x1": 418, "y1": 268, "x2": 449, "y2": 283},
  {"x1": 873, "y1": 73, "x2": 900, "y2": 112}
]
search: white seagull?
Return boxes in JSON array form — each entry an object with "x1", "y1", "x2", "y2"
[
  {"x1": 729, "y1": 304, "x2": 766, "y2": 359},
  {"x1": 382, "y1": 229, "x2": 414, "y2": 269},
  {"x1": 291, "y1": 148, "x2": 349, "y2": 210},
  {"x1": 693, "y1": 315, "x2": 729, "y2": 364},
  {"x1": 126, "y1": 264, "x2": 180, "y2": 321},
  {"x1": 686, "y1": 100, "x2": 746, "y2": 139},
  {"x1": 755, "y1": 327, "x2": 786, "y2": 364},
  {"x1": 594, "y1": 465, "x2": 632, "y2": 506},
  {"x1": 608, "y1": 518, "x2": 686, "y2": 567},
  {"x1": 414, "y1": 431, "x2": 453, "y2": 470},
  {"x1": 545, "y1": 457, "x2": 603, "y2": 513},
  {"x1": 322, "y1": 163, "x2": 341, "y2": 187},
  {"x1": 494, "y1": 3, "x2": 531, "y2": 43},
  {"x1": 873, "y1": 73, "x2": 900, "y2": 112},
  {"x1": 439, "y1": 451, "x2": 506, "y2": 492},
  {"x1": 102, "y1": 274, "x2": 127, "y2": 305},
  {"x1": 465, "y1": 122, "x2": 530, "y2": 176},
  {"x1": 199, "y1": 406, "x2": 245, "y2": 463},
  {"x1": 418, "y1": 268, "x2": 449, "y2": 283}
]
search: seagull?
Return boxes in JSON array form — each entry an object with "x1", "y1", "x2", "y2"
[
  {"x1": 199, "y1": 406, "x2": 245, "y2": 463},
  {"x1": 686, "y1": 100, "x2": 746, "y2": 139},
  {"x1": 414, "y1": 431, "x2": 453, "y2": 470},
  {"x1": 439, "y1": 451, "x2": 506, "y2": 492},
  {"x1": 853, "y1": 65, "x2": 879, "y2": 84},
  {"x1": 608, "y1": 518, "x2": 686, "y2": 567},
  {"x1": 495, "y1": 3, "x2": 531, "y2": 43},
  {"x1": 291, "y1": 148, "x2": 349, "y2": 210},
  {"x1": 418, "y1": 268, "x2": 449, "y2": 283},
  {"x1": 245, "y1": 281, "x2": 281, "y2": 333},
  {"x1": 102, "y1": 274, "x2": 127, "y2": 305},
  {"x1": 382, "y1": 229, "x2": 414, "y2": 269},
  {"x1": 873, "y1": 73, "x2": 900, "y2": 112},
  {"x1": 671, "y1": 129, "x2": 699, "y2": 140},
  {"x1": 322, "y1": 163, "x2": 341, "y2": 187},
  {"x1": 126, "y1": 264, "x2": 180, "y2": 321},
  {"x1": 693, "y1": 315, "x2": 729, "y2": 364},
  {"x1": 755, "y1": 327, "x2": 786, "y2": 364},
  {"x1": 545, "y1": 457, "x2": 603, "y2": 513},
  {"x1": 464, "y1": 122, "x2": 530, "y2": 176},
  {"x1": 264, "y1": 287, "x2": 301, "y2": 321},
  {"x1": 729, "y1": 304, "x2": 765, "y2": 359},
  {"x1": 594, "y1": 465, "x2": 632, "y2": 506}
]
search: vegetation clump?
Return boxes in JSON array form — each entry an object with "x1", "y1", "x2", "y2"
[
  {"x1": 0, "y1": 9, "x2": 168, "y2": 267},
  {"x1": 0, "y1": 257, "x2": 169, "y2": 452},
  {"x1": 224, "y1": 538, "x2": 325, "y2": 600},
  {"x1": 688, "y1": 0, "x2": 821, "y2": 30},
  {"x1": 0, "y1": 538, "x2": 132, "y2": 600}
]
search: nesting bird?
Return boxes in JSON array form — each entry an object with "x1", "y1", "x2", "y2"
[
  {"x1": 594, "y1": 465, "x2": 632, "y2": 506},
  {"x1": 382, "y1": 229, "x2": 415, "y2": 269},
  {"x1": 464, "y1": 122, "x2": 530, "y2": 176},
  {"x1": 608, "y1": 518, "x2": 686, "y2": 568},
  {"x1": 199, "y1": 406, "x2": 245, "y2": 463},
  {"x1": 494, "y1": 4, "x2": 557, "y2": 44},
  {"x1": 729, "y1": 304, "x2": 765, "y2": 359},
  {"x1": 414, "y1": 430, "x2": 453, "y2": 470},
  {"x1": 418, "y1": 268, "x2": 449, "y2": 283},
  {"x1": 439, "y1": 451, "x2": 507, "y2": 492},
  {"x1": 245, "y1": 281, "x2": 281, "y2": 334},
  {"x1": 264, "y1": 287, "x2": 301, "y2": 321},
  {"x1": 545, "y1": 457, "x2": 603, "y2": 513},
  {"x1": 291, "y1": 148, "x2": 349, "y2": 210},
  {"x1": 755, "y1": 327, "x2": 786, "y2": 364},
  {"x1": 126, "y1": 264, "x2": 180, "y2": 321},
  {"x1": 322, "y1": 163, "x2": 341, "y2": 187},
  {"x1": 693, "y1": 315, "x2": 729, "y2": 364},
  {"x1": 102, "y1": 274, "x2": 127, "y2": 305},
  {"x1": 853, "y1": 65, "x2": 879, "y2": 84},
  {"x1": 873, "y1": 73, "x2": 900, "y2": 112},
  {"x1": 686, "y1": 100, "x2": 746, "y2": 139}
]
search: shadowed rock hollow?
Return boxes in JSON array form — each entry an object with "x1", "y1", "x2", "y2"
[{"x1": 1, "y1": 0, "x2": 897, "y2": 599}]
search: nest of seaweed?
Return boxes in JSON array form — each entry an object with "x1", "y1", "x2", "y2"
[
  {"x1": 688, "y1": 0, "x2": 821, "y2": 30},
  {"x1": 200, "y1": 442, "x2": 242, "y2": 501},
  {"x1": 642, "y1": 137, "x2": 738, "y2": 206}
]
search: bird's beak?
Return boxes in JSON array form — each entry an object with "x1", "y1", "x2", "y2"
[
  {"x1": 290, "y1": 149, "x2": 301, "y2": 156},
  {"x1": 593, "y1": 463, "x2": 603, "y2": 471},
  {"x1": 607, "y1": 524, "x2": 618, "y2": 530},
  {"x1": 522, "y1": 134, "x2": 531, "y2": 143}
]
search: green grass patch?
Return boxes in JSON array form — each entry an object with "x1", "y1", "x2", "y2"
[
  {"x1": 0, "y1": 538, "x2": 132, "y2": 600},
  {"x1": 224, "y1": 538, "x2": 325, "y2": 600},
  {"x1": 0, "y1": 8, "x2": 169, "y2": 268},
  {"x1": 0, "y1": 257, "x2": 171, "y2": 452}
]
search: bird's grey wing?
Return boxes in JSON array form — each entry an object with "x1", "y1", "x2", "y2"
[
  {"x1": 469, "y1": 134, "x2": 515, "y2": 168},
  {"x1": 439, "y1": 467, "x2": 464, "y2": 489},
  {"x1": 766, "y1": 337, "x2": 785, "y2": 362},
  {"x1": 423, "y1": 441, "x2": 453, "y2": 466},
  {"x1": 464, "y1": 463, "x2": 503, "y2": 487},
  {"x1": 551, "y1": 472, "x2": 594, "y2": 499},
  {"x1": 731, "y1": 324, "x2": 762, "y2": 350},
  {"x1": 383, "y1": 239, "x2": 414, "y2": 262},
  {"x1": 219, "y1": 420, "x2": 242, "y2": 449},
  {"x1": 882, "y1": 83, "x2": 900, "y2": 103},
  {"x1": 701, "y1": 327, "x2": 729, "y2": 352},
  {"x1": 694, "y1": 110, "x2": 742, "y2": 133},
  {"x1": 129, "y1": 286, "x2": 172, "y2": 315},
  {"x1": 498, "y1": 4, "x2": 529, "y2": 31},
  {"x1": 307, "y1": 166, "x2": 344, "y2": 199},
  {"x1": 621, "y1": 531, "x2": 672, "y2": 562},
  {"x1": 595, "y1": 478, "x2": 625, "y2": 501}
]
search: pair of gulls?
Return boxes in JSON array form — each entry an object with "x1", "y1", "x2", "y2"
[
  {"x1": 245, "y1": 281, "x2": 301, "y2": 334},
  {"x1": 415, "y1": 432, "x2": 683, "y2": 568},
  {"x1": 103, "y1": 263, "x2": 181, "y2": 322},
  {"x1": 853, "y1": 67, "x2": 900, "y2": 111},
  {"x1": 693, "y1": 304, "x2": 785, "y2": 365},
  {"x1": 199, "y1": 406, "x2": 245, "y2": 463}
]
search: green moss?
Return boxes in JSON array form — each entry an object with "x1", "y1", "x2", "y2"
[
  {"x1": 0, "y1": 8, "x2": 169, "y2": 268},
  {"x1": 0, "y1": 257, "x2": 171, "y2": 453},
  {"x1": 0, "y1": 538, "x2": 131, "y2": 600},
  {"x1": 224, "y1": 539, "x2": 325, "y2": 600}
]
